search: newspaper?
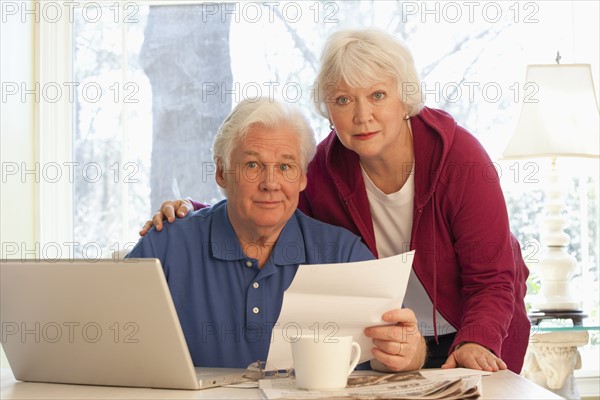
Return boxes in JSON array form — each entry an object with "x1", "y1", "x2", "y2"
[{"x1": 259, "y1": 368, "x2": 487, "y2": 399}]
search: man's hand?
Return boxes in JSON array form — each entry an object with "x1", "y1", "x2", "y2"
[
  {"x1": 364, "y1": 308, "x2": 426, "y2": 372},
  {"x1": 139, "y1": 199, "x2": 193, "y2": 236},
  {"x1": 441, "y1": 342, "x2": 507, "y2": 372}
]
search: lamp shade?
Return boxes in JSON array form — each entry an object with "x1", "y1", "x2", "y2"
[{"x1": 503, "y1": 64, "x2": 600, "y2": 159}]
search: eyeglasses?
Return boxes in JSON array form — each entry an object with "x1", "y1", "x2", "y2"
[{"x1": 244, "y1": 360, "x2": 294, "y2": 380}]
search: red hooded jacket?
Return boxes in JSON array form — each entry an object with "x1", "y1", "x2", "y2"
[{"x1": 298, "y1": 106, "x2": 530, "y2": 373}]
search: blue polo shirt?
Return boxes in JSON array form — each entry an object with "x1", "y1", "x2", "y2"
[{"x1": 127, "y1": 200, "x2": 373, "y2": 368}]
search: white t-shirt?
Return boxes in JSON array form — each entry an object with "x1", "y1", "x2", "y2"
[{"x1": 361, "y1": 163, "x2": 456, "y2": 337}]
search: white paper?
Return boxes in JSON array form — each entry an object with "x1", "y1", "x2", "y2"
[{"x1": 267, "y1": 251, "x2": 415, "y2": 368}]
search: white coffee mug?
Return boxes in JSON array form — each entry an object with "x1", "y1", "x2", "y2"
[{"x1": 291, "y1": 335, "x2": 361, "y2": 391}]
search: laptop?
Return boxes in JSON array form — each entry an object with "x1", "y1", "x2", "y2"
[{"x1": 0, "y1": 258, "x2": 250, "y2": 390}]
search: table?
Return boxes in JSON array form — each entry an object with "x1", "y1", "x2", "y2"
[
  {"x1": 522, "y1": 325, "x2": 599, "y2": 399},
  {"x1": 0, "y1": 368, "x2": 563, "y2": 399},
  {"x1": 529, "y1": 310, "x2": 588, "y2": 327}
]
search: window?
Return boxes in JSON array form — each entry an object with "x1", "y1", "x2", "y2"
[{"x1": 35, "y1": 0, "x2": 599, "y2": 376}]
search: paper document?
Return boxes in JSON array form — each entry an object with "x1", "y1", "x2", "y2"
[{"x1": 267, "y1": 251, "x2": 415, "y2": 368}]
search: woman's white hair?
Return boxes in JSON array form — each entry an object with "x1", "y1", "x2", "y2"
[
  {"x1": 212, "y1": 97, "x2": 317, "y2": 171},
  {"x1": 312, "y1": 28, "x2": 424, "y2": 118}
]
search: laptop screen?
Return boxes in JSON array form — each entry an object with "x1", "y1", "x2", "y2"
[{"x1": 0, "y1": 259, "x2": 209, "y2": 389}]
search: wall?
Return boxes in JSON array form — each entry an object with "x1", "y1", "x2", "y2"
[{"x1": 0, "y1": 5, "x2": 37, "y2": 368}]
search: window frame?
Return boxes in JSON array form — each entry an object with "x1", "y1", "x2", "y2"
[{"x1": 37, "y1": 12, "x2": 74, "y2": 257}]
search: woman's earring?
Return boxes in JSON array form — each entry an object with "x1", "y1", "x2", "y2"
[
  {"x1": 403, "y1": 114, "x2": 410, "y2": 121},
  {"x1": 329, "y1": 121, "x2": 335, "y2": 131}
]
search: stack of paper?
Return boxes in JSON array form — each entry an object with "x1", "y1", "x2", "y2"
[{"x1": 259, "y1": 368, "x2": 488, "y2": 399}]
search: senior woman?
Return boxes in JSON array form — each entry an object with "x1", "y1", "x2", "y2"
[{"x1": 141, "y1": 28, "x2": 529, "y2": 374}]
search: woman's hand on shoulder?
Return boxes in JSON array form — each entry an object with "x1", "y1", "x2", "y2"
[{"x1": 139, "y1": 199, "x2": 193, "y2": 236}]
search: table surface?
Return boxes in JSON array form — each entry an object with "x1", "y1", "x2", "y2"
[{"x1": 0, "y1": 368, "x2": 563, "y2": 399}]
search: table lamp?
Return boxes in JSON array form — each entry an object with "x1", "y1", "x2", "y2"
[{"x1": 502, "y1": 61, "x2": 599, "y2": 314}]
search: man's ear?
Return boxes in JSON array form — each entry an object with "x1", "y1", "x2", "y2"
[
  {"x1": 299, "y1": 171, "x2": 307, "y2": 192},
  {"x1": 215, "y1": 159, "x2": 226, "y2": 188}
]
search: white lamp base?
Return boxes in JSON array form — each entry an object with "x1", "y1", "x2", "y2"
[
  {"x1": 534, "y1": 160, "x2": 580, "y2": 312},
  {"x1": 534, "y1": 246, "x2": 580, "y2": 311}
]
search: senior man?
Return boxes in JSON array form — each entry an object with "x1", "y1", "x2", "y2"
[{"x1": 127, "y1": 98, "x2": 426, "y2": 371}]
